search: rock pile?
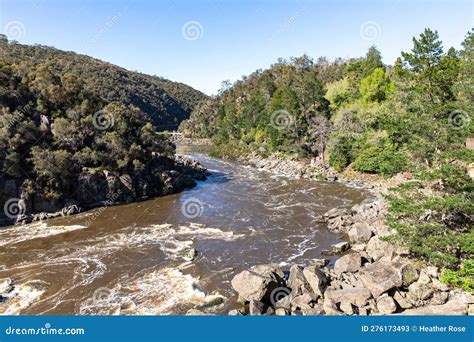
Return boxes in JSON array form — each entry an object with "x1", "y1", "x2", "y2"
[
  {"x1": 229, "y1": 199, "x2": 473, "y2": 315},
  {"x1": 242, "y1": 152, "x2": 339, "y2": 182},
  {"x1": 230, "y1": 259, "x2": 470, "y2": 316}
]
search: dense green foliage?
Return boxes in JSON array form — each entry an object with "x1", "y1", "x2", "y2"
[
  {"x1": 182, "y1": 28, "x2": 473, "y2": 285},
  {"x1": 440, "y1": 259, "x2": 474, "y2": 291},
  {"x1": 182, "y1": 29, "x2": 472, "y2": 177},
  {"x1": 0, "y1": 37, "x2": 206, "y2": 130},
  {"x1": 0, "y1": 36, "x2": 204, "y2": 201},
  {"x1": 385, "y1": 182, "x2": 472, "y2": 268},
  {"x1": 181, "y1": 55, "x2": 339, "y2": 157}
]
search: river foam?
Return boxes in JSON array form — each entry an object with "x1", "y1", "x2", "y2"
[
  {"x1": 79, "y1": 265, "x2": 224, "y2": 315},
  {"x1": 0, "y1": 222, "x2": 88, "y2": 247}
]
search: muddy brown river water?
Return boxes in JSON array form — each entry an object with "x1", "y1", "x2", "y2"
[{"x1": 0, "y1": 153, "x2": 368, "y2": 315}]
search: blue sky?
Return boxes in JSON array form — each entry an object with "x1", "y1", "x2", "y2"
[{"x1": 1, "y1": 0, "x2": 472, "y2": 94}]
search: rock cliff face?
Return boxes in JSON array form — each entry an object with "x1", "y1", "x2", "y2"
[{"x1": 0, "y1": 154, "x2": 208, "y2": 226}]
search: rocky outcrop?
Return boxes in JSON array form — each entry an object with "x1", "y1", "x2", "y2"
[
  {"x1": 0, "y1": 154, "x2": 209, "y2": 226},
  {"x1": 359, "y1": 261, "x2": 404, "y2": 297},
  {"x1": 231, "y1": 264, "x2": 284, "y2": 303},
  {"x1": 398, "y1": 293, "x2": 470, "y2": 315},
  {"x1": 334, "y1": 253, "x2": 362, "y2": 275},
  {"x1": 229, "y1": 195, "x2": 471, "y2": 316},
  {"x1": 229, "y1": 257, "x2": 471, "y2": 316}
]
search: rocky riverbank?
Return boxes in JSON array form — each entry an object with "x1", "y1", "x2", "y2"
[
  {"x1": 219, "y1": 152, "x2": 473, "y2": 316},
  {"x1": 228, "y1": 200, "x2": 472, "y2": 315},
  {"x1": 0, "y1": 154, "x2": 209, "y2": 227},
  {"x1": 237, "y1": 151, "x2": 411, "y2": 192},
  {"x1": 170, "y1": 134, "x2": 212, "y2": 147}
]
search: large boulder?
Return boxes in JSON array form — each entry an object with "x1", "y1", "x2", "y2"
[
  {"x1": 392, "y1": 261, "x2": 419, "y2": 286},
  {"x1": 119, "y1": 174, "x2": 135, "y2": 195},
  {"x1": 399, "y1": 297, "x2": 468, "y2": 315},
  {"x1": 231, "y1": 264, "x2": 283, "y2": 302},
  {"x1": 105, "y1": 173, "x2": 135, "y2": 200},
  {"x1": 334, "y1": 253, "x2": 362, "y2": 275},
  {"x1": 325, "y1": 208, "x2": 353, "y2": 231},
  {"x1": 324, "y1": 208, "x2": 350, "y2": 220},
  {"x1": 393, "y1": 291, "x2": 413, "y2": 309},
  {"x1": 250, "y1": 264, "x2": 285, "y2": 279},
  {"x1": 348, "y1": 224, "x2": 373, "y2": 244},
  {"x1": 290, "y1": 292, "x2": 316, "y2": 309},
  {"x1": 0, "y1": 278, "x2": 13, "y2": 295},
  {"x1": 303, "y1": 266, "x2": 328, "y2": 297},
  {"x1": 61, "y1": 204, "x2": 82, "y2": 216},
  {"x1": 323, "y1": 297, "x2": 344, "y2": 315},
  {"x1": 406, "y1": 282, "x2": 434, "y2": 305},
  {"x1": 359, "y1": 261, "x2": 403, "y2": 297},
  {"x1": 287, "y1": 265, "x2": 312, "y2": 296},
  {"x1": 331, "y1": 241, "x2": 350, "y2": 254},
  {"x1": 365, "y1": 236, "x2": 396, "y2": 261},
  {"x1": 376, "y1": 295, "x2": 397, "y2": 314},
  {"x1": 324, "y1": 287, "x2": 372, "y2": 307}
]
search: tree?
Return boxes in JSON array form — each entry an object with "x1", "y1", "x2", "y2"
[
  {"x1": 359, "y1": 67, "x2": 394, "y2": 102},
  {"x1": 402, "y1": 28, "x2": 444, "y2": 103},
  {"x1": 364, "y1": 46, "x2": 384, "y2": 75},
  {"x1": 306, "y1": 115, "x2": 330, "y2": 164},
  {"x1": 402, "y1": 28, "x2": 444, "y2": 71},
  {"x1": 454, "y1": 30, "x2": 474, "y2": 106}
]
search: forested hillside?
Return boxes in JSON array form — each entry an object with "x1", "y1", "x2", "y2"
[
  {"x1": 181, "y1": 29, "x2": 473, "y2": 287},
  {"x1": 0, "y1": 37, "x2": 206, "y2": 130},
  {"x1": 182, "y1": 29, "x2": 472, "y2": 176},
  {"x1": 0, "y1": 36, "x2": 207, "y2": 223}
]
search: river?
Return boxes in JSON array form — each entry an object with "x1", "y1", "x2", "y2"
[{"x1": 0, "y1": 153, "x2": 368, "y2": 315}]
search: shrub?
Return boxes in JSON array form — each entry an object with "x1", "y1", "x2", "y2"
[
  {"x1": 329, "y1": 134, "x2": 356, "y2": 170},
  {"x1": 353, "y1": 139, "x2": 406, "y2": 176},
  {"x1": 385, "y1": 185, "x2": 473, "y2": 269},
  {"x1": 440, "y1": 259, "x2": 474, "y2": 292}
]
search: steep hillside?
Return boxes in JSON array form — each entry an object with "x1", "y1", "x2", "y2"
[
  {"x1": 0, "y1": 37, "x2": 206, "y2": 130},
  {"x1": 0, "y1": 36, "x2": 207, "y2": 224}
]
